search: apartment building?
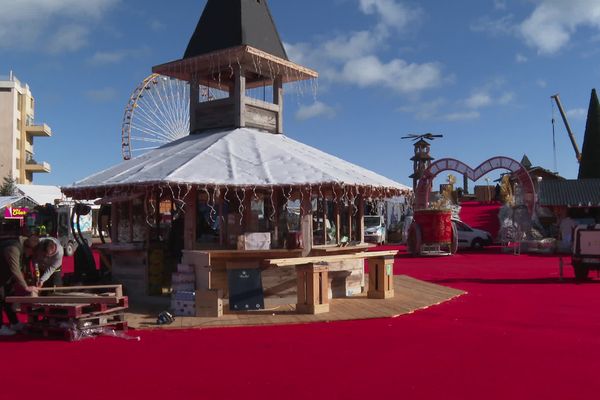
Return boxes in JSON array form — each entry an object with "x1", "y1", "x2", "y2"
[{"x1": 0, "y1": 71, "x2": 52, "y2": 185}]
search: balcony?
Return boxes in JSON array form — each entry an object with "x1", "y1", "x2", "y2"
[
  {"x1": 25, "y1": 159, "x2": 51, "y2": 173},
  {"x1": 26, "y1": 123, "x2": 52, "y2": 137}
]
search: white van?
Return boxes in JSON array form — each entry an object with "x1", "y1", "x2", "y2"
[
  {"x1": 364, "y1": 215, "x2": 386, "y2": 245},
  {"x1": 452, "y1": 219, "x2": 492, "y2": 249}
]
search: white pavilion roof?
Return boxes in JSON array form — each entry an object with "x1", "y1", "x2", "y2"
[{"x1": 67, "y1": 128, "x2": 410, "y2": 193}]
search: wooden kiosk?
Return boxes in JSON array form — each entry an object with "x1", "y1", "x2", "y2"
[{"x1": 63, "y1": 0, "x2": 409, "y2": 317}]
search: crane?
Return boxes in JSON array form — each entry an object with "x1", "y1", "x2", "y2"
[{"x1": 551, "y1": 94, "x2": 582, "y2": 163}]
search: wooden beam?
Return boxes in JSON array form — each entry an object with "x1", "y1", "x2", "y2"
[
  {"x1": 184, "y1": 186, "x2": 198, "y2": 250},
  {"x1": 266, "y1": 250, "x2": 398, "y2": 268},
  {"x1": 233, "y1": 66, "x2": 246, "y2": 128},
  {"x1": 273, "y1": 77, "x2": 283, "y2": 134},
  {"x1": 190, "y1": 79, "x2": 200, "y2": 133},
  {"x1": 358, "y1": 194, "x2": 365, "y2": 243},
  {"x1": 301, "y1": 188, "x2": 313, "y2": 257},
  {"x1": 111, "y1": 202, "x2": 119, "y2": 243},
  {"x1": 6, "y1": 296, "x2": 123, "y2": 305}
]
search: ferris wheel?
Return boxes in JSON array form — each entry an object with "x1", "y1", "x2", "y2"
[{"x1": 121, "y1": 73, "x2": 190, "y2": 160}]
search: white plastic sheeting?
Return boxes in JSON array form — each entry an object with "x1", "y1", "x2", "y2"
[{"x1": 68, "y1": 128, "x2": 410, "y2": 192}]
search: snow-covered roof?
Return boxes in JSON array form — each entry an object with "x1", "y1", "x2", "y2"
[
  {"x1": 66, "y1": 128, "x2": 410, "y2": 194},
  {"x1": 16, "y1": 184, "x2": 63, "y2": 205}
]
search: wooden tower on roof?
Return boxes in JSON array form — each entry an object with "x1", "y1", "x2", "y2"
[
  {"x1": 152, "y1": 0, "x2": 318, "y2": 135},
  {"x1": 409, "y1": 139, "x2": 434, "y2": 191}
]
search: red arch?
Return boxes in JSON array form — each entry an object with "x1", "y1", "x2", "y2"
[{"x1": 415, "y1": 157, "x2": 536, "y2": 214}]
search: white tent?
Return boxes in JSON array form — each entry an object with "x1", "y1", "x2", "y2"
[
  {"x1": 0, "y1": 196, "x2": 24, "y2": 209},
  {"x1": 16, "y1": 184, "x2": 63, "y2": 205},
  {"x1": 66, "y1": 128, "x2": 410, "y2": 194}
]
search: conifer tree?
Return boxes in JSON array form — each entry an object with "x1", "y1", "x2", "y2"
[{"x1": 0, "y1": 175, "x2": 17, "y2": 196}]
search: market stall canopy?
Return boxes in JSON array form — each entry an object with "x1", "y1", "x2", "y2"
[{"x1": 64, "y1": 128, "x2": 410, "y2": 196}]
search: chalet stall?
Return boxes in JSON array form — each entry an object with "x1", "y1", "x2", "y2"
[{"x1": 63, "y1": 0, "x2": 410, "y2": 316}]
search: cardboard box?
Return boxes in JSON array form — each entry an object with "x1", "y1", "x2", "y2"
[
  {"x1": 172, "y1": 282, "x2": 195, "y2": 292},
  {"x1": 171, "y1": 272, "x2": 195, "y2": 284},
  {"x1": 181, "y1": 251, "x2": 210, "y2": 267},
  {"x1": 196, "y1": 289, "x2": 223, "y2": 317},
  {"x1": 237, "y1": 232, "x2": 271, "y2": 250},
  {"x1": 177, "y1": 264, "x2": 195, "y2": 274},
  {"x1": 171, "y1": 299, "x2": 196, "y2": 317},
  {"x1": 172, "y1": 291, "x2": 196, "y2": 301}
]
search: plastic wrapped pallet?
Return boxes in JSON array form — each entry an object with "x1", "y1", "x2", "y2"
[{"x1": 237, "y1": 232, "x2": 271, "y2": 250}]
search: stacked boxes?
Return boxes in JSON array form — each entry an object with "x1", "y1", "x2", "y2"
[
  {"x1": 181, "y1": 251, "x2": 223, "y2": 318},
  {"x1": 171, "y1": 264, "x2": 196, "y2": 316}
]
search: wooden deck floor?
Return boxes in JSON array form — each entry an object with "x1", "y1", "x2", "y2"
[{"x1": 126, "y1": 275, "x2": 465, "y2": 330}]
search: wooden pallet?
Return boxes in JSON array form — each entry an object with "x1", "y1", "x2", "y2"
[
  {"x1": 9, "y1": 285, "x2": 130, "y2": 341},
  {"x1": 20, "y1": 297, "x2": 129, "y2": 318}
]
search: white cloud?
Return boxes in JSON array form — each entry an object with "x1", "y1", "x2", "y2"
[
  {"x1": 444, "y1": 111, "x2": 480, "y2": 121},
  {"x1": 296, "y1": 101, "x2": 337, "y2": 121},
  {"x1": 494, "y1": 0, "x2": 508, "y2": 11},
  {"x1": 87, "y1": 48, "x2": 150, "y2": 66},
  {"x1": 285, "y1": 1, "x2": 445, "y2": 95},
  {"x1": 85, "y1": 87, "x2": 118, "y2": 102},
  {"x1": 398, "y1": 98, "x2": 446, "y2": 120},
  {"x1": 470, "y1": 14, "x2": 516, "y2": 36},
  {"x1": 358, "y1": 0, "x2": 423, "y2": 30},
  {"x1": 0, "y1": 0, "x2": 119, "y2": 52},
  {"x1": 47, "y1": 25, "x2": 89, "y2": 54},
  {"x1": 88, "y1": 51, "x2": 126, "y2": 65},
  {"x1": 465, "y1": 92, "x2": 493, "y2": 109},
  {"x1": 473, "y1": 1, "x2": 600, "y2": 54},
  {"x1": 567, "y1": 108, "x2": 587, "y2": 119},
  {"x1": 498, "y1": 92, "x2": 514, "y2": 105},
  {"x1": 536, "y1": 79, "x2": 548, "y2": 88},
  {"x1": 339, "y1": 56, "x2": 443, "y2": 93},
  {"x1": 515, "y1": 53, "x2": 528, "y2": 63},
  {"x1": 150, "y1": 20, "x2": 165, "y2": 32}
]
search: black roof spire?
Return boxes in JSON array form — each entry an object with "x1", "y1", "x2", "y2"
[
  {"x1": 578, "y1": 89, "x2": 600, "y2": 179},
  {"x1": 184, "y1": 0, "x2": 288, "y2": 60}
]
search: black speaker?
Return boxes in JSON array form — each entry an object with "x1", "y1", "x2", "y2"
[{"x1": 227, "y1": 268, "x2": 264, "y2": 311}]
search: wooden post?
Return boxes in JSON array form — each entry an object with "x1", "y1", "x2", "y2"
[
  {"x1": 334, "y1": 198, "x2": 341, "y2": 244},
  {"x1": 233, "y1": 67, "x2": 246, "y2": 128},
  {"x1": 272, "y1": 190, "x2": 279, "y2": 248},
  {"x1": 110, "y1": 202, "x2": 119, "y2": 243},
  {"x1": 358, "y1": 194, "x2": 365, "y2": 243},
  {"x1": 128, "y1": 200, "x2": 133, "y2": 243},
  {"x1": 184, "y1": 186, "x2": 198, "y2": 250},
  {"x1": 296, "y1": 263, "x2": 329, "y2": 314},
  {"x1": 301, "y1": 188, "x2": 313, "y2": 257},
  {"x1": 367, "y1": 256, "x2": 395, "y2": 299},
  {"x1": 190, "y1": 78, "x2": 200, "y2": 134},
  {"x1": 321, "y1": 197, "x2": 327, "y2": 245},
  {"x1": 273, "y1": 77, "x2": 283, "y2": 134},
  {"x1": 218, "y1": 192, "x2": 225, "y2": 247}
]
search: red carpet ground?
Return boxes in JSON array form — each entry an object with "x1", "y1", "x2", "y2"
[{"x1": 2, "y1": 247, "x2": 600, "y2": 400}]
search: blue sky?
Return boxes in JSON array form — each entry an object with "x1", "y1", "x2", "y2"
[{"x1": 2, "y1": 0, "x2": 600, "y2": 188}]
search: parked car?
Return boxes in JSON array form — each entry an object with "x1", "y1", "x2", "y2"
[
  {"x1": 452, "y1": 219, "x2": 492, "y2": 249},
  {"x1": 364, "y1": 215, "x2": 386, "y2": 245}
]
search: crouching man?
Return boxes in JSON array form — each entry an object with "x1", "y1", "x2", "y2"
[
  {"x1": 0, "y1": 236, "x2": 39, "y2": 336},
  {"x1": 34, "y1": 237, "x2": 64, "y2": 288}
]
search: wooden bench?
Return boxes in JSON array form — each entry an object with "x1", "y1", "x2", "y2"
[{"x1": 265, "y1": 251, "x2": 398, "y2": 314}]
